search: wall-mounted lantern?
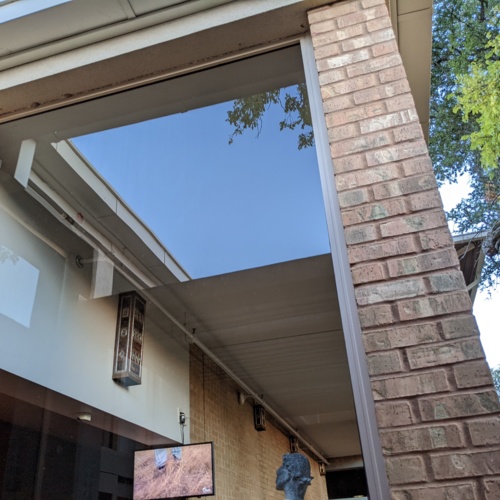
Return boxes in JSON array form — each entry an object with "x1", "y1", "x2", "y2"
[
  {"x1": 253, "y1": 405, "x2": 266, "y2": 431},
  {"x1": 318, "y1": 462, "x2": 326, "y2": 476},
  {"x1": 289, "y1": 435, "x2": 299, "y2": 453},
  {"x1": 112, "y1": 291, "x2": 145, "y2": 386}
]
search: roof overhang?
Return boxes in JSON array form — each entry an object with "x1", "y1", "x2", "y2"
[
  {"x1": 0, "y1": 0, "x2": 433, "y2": 143},
  {"x1": 454, "y1": 232, "x2": 487, "y2": 304},
  {"x1": 147, "y1": 253, "x2": 360, "y2": 461},
  {"x1": 388, "y1": 0, "x2": 433, "y2": 141}
]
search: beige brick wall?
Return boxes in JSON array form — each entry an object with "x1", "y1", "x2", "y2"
[
  {"x1": 308, "y1": 0, "x2": 500, "y2": 498},
  {"x1": 189, "y1": 346, "x2": 328, "y2": 499}
]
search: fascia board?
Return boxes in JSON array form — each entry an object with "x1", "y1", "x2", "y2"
[{"x1": 0, "y1": 0, "x2": 304, "y2": 87}]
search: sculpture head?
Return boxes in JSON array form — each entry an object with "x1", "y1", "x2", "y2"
[{"x1": 276, "y1": 453, "x2": 313, "y2": 500}]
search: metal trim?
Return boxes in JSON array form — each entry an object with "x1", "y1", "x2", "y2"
[{"x1": 300, "y1": 34, "x2": 391, "y2": 500}]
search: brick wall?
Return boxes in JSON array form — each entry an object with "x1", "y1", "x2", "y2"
[
  {"x1": 189, "y1": 345, "x2": 328, "y2": 499},
  {"x1": 308, "y1": 1, "x2": 500, "y2": 498}
]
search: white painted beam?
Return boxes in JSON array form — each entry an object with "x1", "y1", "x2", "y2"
[{"x1": 14, "y1": 138, "x2": 36, "y2": 187}]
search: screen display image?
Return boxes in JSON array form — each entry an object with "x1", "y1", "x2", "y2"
[{"x1": 133, "y1": 442, "x2": 214, "y2": 499}]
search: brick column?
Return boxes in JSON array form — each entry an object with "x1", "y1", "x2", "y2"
[{"x1": 308, "y1": 1, "x2": 500, "y2": 498}]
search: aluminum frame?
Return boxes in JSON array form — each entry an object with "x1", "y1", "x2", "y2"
[{"x1": 301, "y1": 34, "x2": 391, "y2": 500}]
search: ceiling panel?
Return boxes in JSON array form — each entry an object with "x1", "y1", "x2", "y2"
[{"x1": 149, "y1": 254, "x2": 361, "y2": 458}]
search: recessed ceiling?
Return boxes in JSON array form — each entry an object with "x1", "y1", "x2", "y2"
[{"x1": 148, "y1": 254, "x2": 361, "y2": 459}]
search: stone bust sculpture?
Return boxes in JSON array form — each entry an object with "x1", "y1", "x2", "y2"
[{"x1": 276, "y1": 453, "x2": 313, "y2": 500}]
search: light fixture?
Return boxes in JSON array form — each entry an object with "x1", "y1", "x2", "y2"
[
  {"x1": 319, "y1": 462, "x2": 326, "y2": 476},
  {"x1": 112, "y1": 291, "x2": 146, "y2": 386},
  {"x1": 253, "y1": 405, "x2": 266, "y2": 431},
  {"x1": 76, "y1": 412, "x2": 92, "y2": 423},
  {"x1": 238, "y1": 392, "x2": 248, "y2": 406},
  {"x1": 289, "y1": 435, "x2": 299, "y2": 453}
]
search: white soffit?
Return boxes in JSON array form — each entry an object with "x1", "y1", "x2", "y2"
[
  {"x1": 148, "y1": 253, "x2": 360, "y2": 459},
  {"x1": 391, "y1": 0, "x2": 433, "y2": 141}
]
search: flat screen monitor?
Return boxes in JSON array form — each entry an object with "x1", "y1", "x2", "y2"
[{"x1": 133, "y1": 442, "x2": 214, "y2": 499}]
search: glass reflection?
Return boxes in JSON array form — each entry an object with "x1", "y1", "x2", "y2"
[
  {"x1": 0, "y1": 245, "x2": 39, "y2": 328},
  {"x1": 71, "y1": 84, "x2": 329, "y2": 279}
]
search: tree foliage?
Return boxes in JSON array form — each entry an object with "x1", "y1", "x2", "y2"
[
  {"x1": 454, "y1": 28, "x2": 500, "y2": 173},
  {"x1": 226, "y1": 2, "x2": 500, "y2": 287},
  {"x1": 430, "y1": 0, "x2": 500, "y2": 289},
  {"x1": 491, "y1": 366, "x2": 500, "y2": 397},
  {"x1": 226, "y1": 83, "x2": 314, "y2": 150}
]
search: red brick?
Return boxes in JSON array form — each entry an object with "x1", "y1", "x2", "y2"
[
  {"x1": 359, "y1": 109, "x2": 418, "y2": 134},
  {"x1": 328, "y1": 73, "x2": 379, "y2": 96},
  {"x1": 348, "y1": 235, "x2": 417, "y2": 264},
  {"x1": 380, "y1": 423, "x2": 465, "y2": 454},
  {"x1": 419, "y1": 228, "x2": 454, "y2": 251},
  {"x1": 353, "y1": 79, "x2": 411, "y2": 104},
  {"x1": 408, "y1": 190, "x2": 443, "y2": 212},
  {"x1": 342, "y1": 198, "x2": 406, "y2": 226},
  {"x1": 311, "y1": 23, "x2": 365, "y2": 48},
  {"x1": 386, "y1": 92, "x2": 415, "y2": 112},
  {"x1": 316, "y1": 48, "x2": 371, "y2": 71},
  {"x1": 310, "y1": 18, "x2": 337, "y2": 36},
  {"x1": 366, "y1": 141, "x2": 427, "y2": 166},
  {"x1": 344, "y1": 224, "x2": 378, "y2": 245},
  {"x1": 372, "y1": 39, "x2": 399, "y2": 57},
  {"x1": 322, "y1": 93, "x2": 353, "y2": 111},
  {"x1": 372, "y1": 370, "x2": 449, "y2": 400},
  {"x1": 332, "y1": 153, "x2": 366, "y2": 174},
  {"x1": 332, "y1": 128, "x2": 393, "y2": 156},
  {"x1": 402, "y1": 156, "x2": 434, "y2": 176},
  {"x1": 400, "y1": 174, "x2": 438, "y2": 194},
  {"x1": 367, "y1": 350, "x2": 403, "y2": 375},
  {"x1": 380, "y1": 210, "x2": 448, "y2": 238},
  {"x1": 341, "y1": 28, "x2": 395, "y2": 52},
  {"x1": 347, "y1": 53, "x2": 402, "y2": 77},
  {"x1": 431, "y1": 450, "x2": 500, "y2": 479},
  {"x1": 363, "y1": 322, "x2": 440, "y2": 352},
  {"x1": 484, "y1": 477, "x2": 500, "y2": 500},
  {"x1": 337, "y1": 5, "x2": 387, "y2": 29},
  {"x1": 406, "y1": 339, "x2": 485, "y2": 369},
  {"x1": 327, "y1": 100, "x2": 386, "y2": 125},
  {"x1": 356, "y1": 277, "x2": 425, "y2": 306},
  {"x1": 319, "y1": 67, "x2": 348, "y2": 86},
  {"x1": 393, "y1": 122, "x2": 424, "y2": 142},
  {"x1": 387, "y1": 248, "x2": 460, "y2": 278},
  {"x1": 337, "y1": 187, "x2": 371, "y2": 207},
  {"x1": 419, "y1": 390, "x2": 500, "y2": 421},
  {"x1": 328, "y1": 122, "x2": 359, "y2": 141},
  {"x1": 441, "y1": 315, "x2": 480, "y2": 340},
  {"x1": 392, "y1": 483, "x2": 477, "y2": 500},
  {"x1": 308, "y1": 1, "x2": 357, "y2": 24},
  {"x1": 378, "y1": 64, "x2": 407, "y2": 82},
  {"x1": 427, "y1": 271, "x2": 467, "y2": 293},
  {"x1": 352, "y1": 262, "x2": 386, "y2": 284},
  {"x1": 313, "y1": 42, "x2": 342, "y2": 61},
  {"x1": 366, "y1": 15, "x2": 393, "y2": 33},
  {"x1": 375, "y1": 401, "x2": 415, "y2": 428},
  {"x1": 468, "y1": 417, "x2": 500, "y2": 446},
  {"x1": 372, "y1": 180, "x2": 404, "y2": 199},
  {"x1": 358, "y1": 303, "x2": 394, "y2": 328},
  {"x1": 373, "y1": 174, "x2": 437, "y2": 201},
  {"x1": 397, "y1": 291, "x2": 471, "y2": 321},
  {"x1": 454, "y1": 360, "x2": 494, "y2": 389},
  {"x1": 336, "y1": 163, "x2": 400, "y2": 189},
  {"x1": 385, "y1": 456, "x2": 428, "y2": 484}
]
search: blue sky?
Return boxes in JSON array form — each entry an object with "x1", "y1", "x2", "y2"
[
  {"x1": 71, "y1": 87, "x2": 500, "y2": 370},
  {"x1": 72, "y1": 89, "x2": 330, "y2": 278}
]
